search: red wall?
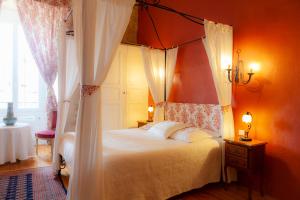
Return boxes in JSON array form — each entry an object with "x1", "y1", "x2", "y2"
[{"x1": 138, "y1": 1, "x2": 300, "y2": 199}]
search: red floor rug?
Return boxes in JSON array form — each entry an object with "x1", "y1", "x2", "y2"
[{"x1": 0, "y1": 167, "x2": 66, "y2": 200}]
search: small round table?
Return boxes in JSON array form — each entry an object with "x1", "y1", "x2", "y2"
[{"x1": 0, "y1": 123, "x2": 34, "y2": 165}]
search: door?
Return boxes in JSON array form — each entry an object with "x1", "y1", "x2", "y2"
[
  {"x1": 101, "y1": 45, "x2": 149, "y2": 130},
  {"x1": 101, "y1": 46, "x2": 127, "y2": 130},
  {"x1": 125, "y1": 46, "x2": 148, "y2": 128}
]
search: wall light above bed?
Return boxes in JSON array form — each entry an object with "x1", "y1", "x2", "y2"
[{"x1": 225, "y1": 50, "x2": 259, "y2": 85}]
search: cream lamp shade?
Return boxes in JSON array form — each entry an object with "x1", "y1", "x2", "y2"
[
  {"x1": 242, "y1": 112, "x2": 252, "y2": 124},
  {"x1": 148, "y1": 106, "x2": 154, "y2": 113},
  {"x1": 240, "y1": 112, "x2": 253, "y2": 141},
  {"x1": 148, "y1": 105, "x2": 154, "y2": 122}
]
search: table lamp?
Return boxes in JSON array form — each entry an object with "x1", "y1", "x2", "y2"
[
  {"x1": 240, "y1": 112, "x2": 252, "y2": 141},
  {"x1": 148, "y1": 105, "x2": 154, "y2": 122}
]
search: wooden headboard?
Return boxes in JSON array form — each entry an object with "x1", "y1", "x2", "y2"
[{"x1": 165, "y1": 102, "x2": 222, "y2": 134}]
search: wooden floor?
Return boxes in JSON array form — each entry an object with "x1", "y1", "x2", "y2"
[
  {"x1": 0, "y1": 145, "x2": 52, "y2": 174},
  {"x1": 170, "y1": 183, "x2": 275, "y2": 200},
  {"x1": 0, "y1": 145, "x2": 275, "y2": 200}
]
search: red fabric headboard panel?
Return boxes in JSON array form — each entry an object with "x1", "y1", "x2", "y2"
[{"x1": 165, "y1": 102, "x2": 222, "y2": 134}]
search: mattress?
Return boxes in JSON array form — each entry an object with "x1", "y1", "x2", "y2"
[{"x1": 59, "y1": 128, "x2": 222, "y2": 200}]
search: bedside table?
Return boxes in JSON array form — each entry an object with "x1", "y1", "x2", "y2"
[
  {"x1": 224, "y1": 138, "x2": 267, "y2": 200},
  {"x1": 137, "y1": 120, "x2": 151, "y2": 128}
]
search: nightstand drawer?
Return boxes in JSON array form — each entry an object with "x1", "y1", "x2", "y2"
[
  {"x1": 226, "y1": 154, "x2": 248, "y2": 169},
  {"x1": 226, "y1": 143, "x2": 248, "y2": 158}
]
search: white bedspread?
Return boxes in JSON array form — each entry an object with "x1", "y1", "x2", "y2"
[{"x1": 59, "y1": 128, "x2": 222, "y2": 200}]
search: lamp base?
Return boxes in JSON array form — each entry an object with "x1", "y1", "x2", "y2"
[{"x1": 240, "y1": 137, "x2": 252, "y2": 141}]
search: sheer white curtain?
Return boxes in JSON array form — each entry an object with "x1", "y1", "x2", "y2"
[
  {"x1": 68, "y1": 0, "x2": 135, "y2": 199},
  {"x1": 142, "y1": 47, "x2": 178, "y2": 122},
  {"x1": 202, "y1": 19, "x2": 236, "y2": 182},
  {"x1": 166, "y1": 47, "x2": 178, "y2": 99},
  {"x1": 202, "y1": 19, "x2": 234, "y2": 139},
  {"x1": 141, "y1": 47, "x2": 166, "y2": 122},
  {"x1": 59, "y1": 37, "x2": 79, "y2": 133},
  {"x1": 53, "y1": 24, "x2": 79, "y2": 172}
]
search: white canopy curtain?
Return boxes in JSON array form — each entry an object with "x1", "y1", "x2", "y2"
[
  {"x1": 141, "y1": 47, "x2": 166, "y2": 122},
  {"x1": 141, "y1": 47, "x2": 178, "y2": 122},
  {"x1": 202, "y1": 19, "x2": 234, "y2": 139},
  {"x1": 202, "y1": 19, "x2": 236, "y2": 182},
  {"x1": 68, "y1": 0, "x2": 135, "y2": 200},
  {"x1": 52, "y1": 24, "x2": 79, "y2": 172}
]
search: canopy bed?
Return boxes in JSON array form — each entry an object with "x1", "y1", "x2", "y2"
[
  {"x1": 58, "y1": 102, "x2": 223, "y2": 200},
  {"x1": 50, "y1": 0, "x2": 236, "y2": 199}
]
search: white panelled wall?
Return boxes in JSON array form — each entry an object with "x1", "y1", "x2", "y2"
[{"x1": 101, "y1": 44, "x2": 148, "y2": 130}]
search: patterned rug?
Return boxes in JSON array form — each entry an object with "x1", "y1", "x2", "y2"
[{"x1": 0, "y1": 167, "x2": 66, "y2": 200}]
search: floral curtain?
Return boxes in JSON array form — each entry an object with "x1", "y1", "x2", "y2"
[
  {"x1": 0, "y1": 0, "x2": 2, "y2": 14},
  {"x1": 34, "y1": 0, "x2": 70, "y2": 7},
  {"x1": 17, "y1": 0, "x2": 67, "y2": 128}
]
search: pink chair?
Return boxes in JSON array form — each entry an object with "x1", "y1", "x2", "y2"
[{"x1": 35, "y1": 111, "x2": 57, "y2": 158}]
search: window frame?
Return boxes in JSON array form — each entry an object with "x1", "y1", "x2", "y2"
[{"x1": 0, "y1": 8, "x2": 46, "y2": 114}]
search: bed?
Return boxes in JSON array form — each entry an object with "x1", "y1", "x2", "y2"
[{"x1": 58, "y1": 102, "x2": 223, "y2": 200}]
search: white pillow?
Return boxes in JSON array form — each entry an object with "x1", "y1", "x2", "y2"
[
  {"x1": 140, "y1": 122, "x2": 154, "y2": 130},
  {"x1": 170, "y1": 127, "x2": 213, "y2": 143},
  {"x1": 148, "y1": 121, "x2": 188, "y2": 139}
]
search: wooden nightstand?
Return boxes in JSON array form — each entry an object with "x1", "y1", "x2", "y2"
[
  {"x1": 224, "y1": 138, "x2": 267, "y2": 200},
  {"x1": 137, "y1": 120, "x2": 151, "y2": 128}
]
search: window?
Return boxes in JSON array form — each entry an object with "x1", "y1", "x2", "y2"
[
  {"x1": 17, "y1": 26, "x2": 40, "y2": 109},
  {"x1": 0, "y1": 6, "x2": 44, "y2": 111},
  {"x1": 0, "y1": 23, "x2": 13, "y2": 109}
]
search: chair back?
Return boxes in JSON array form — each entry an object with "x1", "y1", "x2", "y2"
[{"x1": 50, "y1": 111, "x2": 57, "y2": 130}]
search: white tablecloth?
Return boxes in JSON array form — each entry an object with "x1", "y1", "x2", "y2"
[{"x1": 0, "y1": 123, "x2": 34, "y2": 164}]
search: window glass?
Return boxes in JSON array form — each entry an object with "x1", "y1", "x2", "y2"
[
  {"x1": 0, "y1": 22, "x2": 13, "y2": 109},
  {"x1": 17, "y1": 25, "x2": 40, "y2": 109}
]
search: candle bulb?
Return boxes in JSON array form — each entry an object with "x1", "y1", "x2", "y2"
[{"x1": 249, "y1": 62, "x2": 260, "y2": 73}]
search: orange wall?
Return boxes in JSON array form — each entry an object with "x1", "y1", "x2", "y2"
[{"x1": 138, "y1": 1, "x2": 300, "y2": 199}]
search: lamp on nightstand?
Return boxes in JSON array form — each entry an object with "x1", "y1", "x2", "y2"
[
  {"x1": 241, "y1": 112, "x2": 253, "y2": 141},
  {"x1": 148, "y1": 105, "x2": 154, "y2": 122}
]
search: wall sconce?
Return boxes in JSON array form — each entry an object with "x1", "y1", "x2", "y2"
[
  {"x1": 148, "y1": 105, "x2": 154, "y2": 122},
  {"x1": 225, "y1": 50, "x2": 257, "y2": 85},
  {"x1": 241, "y1": 112, "x2": 253, "y2": 141}
]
